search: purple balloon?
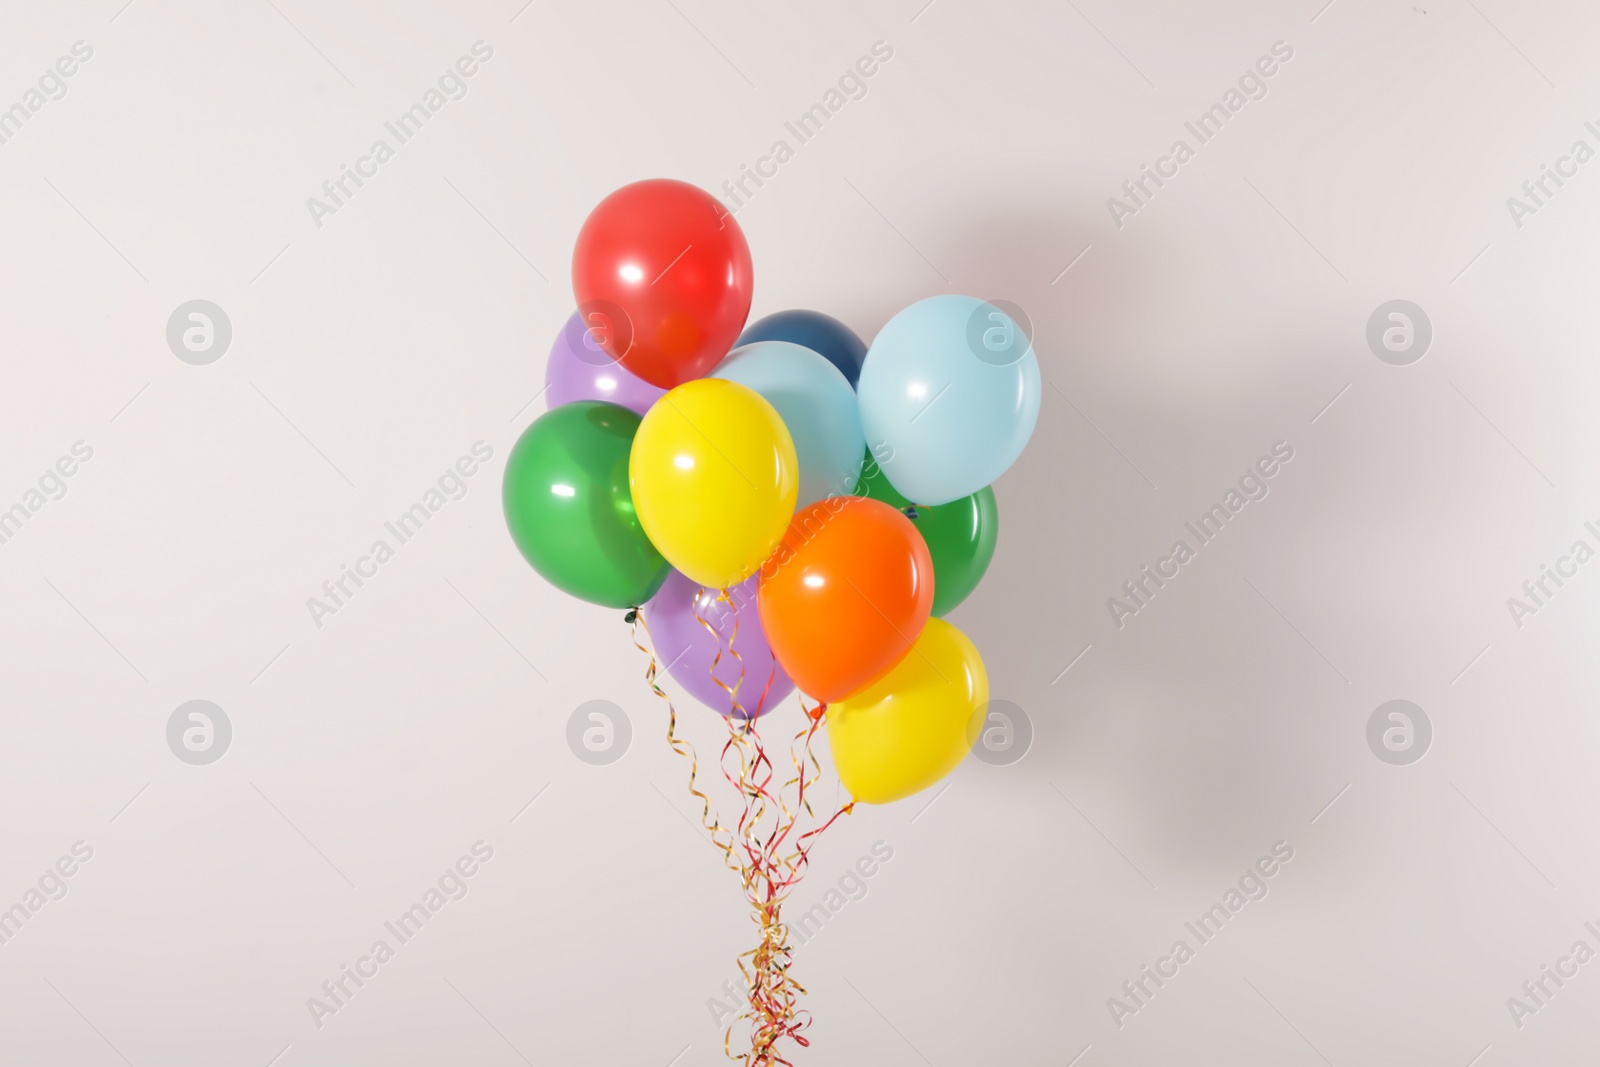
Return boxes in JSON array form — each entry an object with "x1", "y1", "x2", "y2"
[
  {"x1": 645, "y1": 571, "x2": 792, "y2": 719},
  {"x1": 544, "y1": 310, "x2": 666, "y2": 416}
]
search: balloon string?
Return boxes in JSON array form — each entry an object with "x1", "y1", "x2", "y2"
[
  {"x1": 692, "y1": 589, "x2": 771, "y2": 875},
  {"x1": 771, "y1": 700, "x2": 855, "y2": 893},
  {"x1": 703, "y1": 593, "x2": 800, "y2": 891},
  {"x1": 630, "y1": 603, "x2": 854, "y2": 1066},
  {"x1": 726, "y1": 705, "x2": 855, "y2": 1065},
  {"x1": 628, "y1": 608, "x2": 741, "y2": 875},
  {"x1": 727, "y1": 713, "x2": 803, "y2": 1065},
  {"x1": 695, "y1": 587, "x2": 750, "y2": 721},
  {"x1": 693, "y1": 590, "x2": 804, "y2": 894}
]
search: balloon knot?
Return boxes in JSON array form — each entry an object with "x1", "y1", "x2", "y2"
[
  {"x1": 624, "y1": 609, "x2": 638, "y2": 624},
  {"x1": 903, "y1": 505, "x2": 919, "y2": 520}
]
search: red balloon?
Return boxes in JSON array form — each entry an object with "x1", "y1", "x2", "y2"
[
  {"x1": 758, "y1": 497, "x2": 934, "y2": 703},
  {"x1": 571, "y1": 179, "x2": 754, "y2": 390}
]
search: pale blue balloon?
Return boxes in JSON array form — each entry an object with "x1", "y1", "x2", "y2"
[
  {"x1": 713, "y1": 340, "x2": 865, "y2": 509},
  {"x1": 858, "y1": 295, "x2": 1040, "y2": 506}
]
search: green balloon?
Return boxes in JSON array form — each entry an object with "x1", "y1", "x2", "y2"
[
  {"x1": 503, "y1": 401, "x2": 669, "y2": 609},
  {"x1": 856, "y1": 448, "x2": 998, "y2": 617}
]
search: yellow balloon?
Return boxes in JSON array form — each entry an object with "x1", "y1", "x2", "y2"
[
  {"x1": 630, "y1": 378, "x2": 799, "y2": 589},
  {"x1": 827, "y1": 618, "x2": 988, "y2": 804}
]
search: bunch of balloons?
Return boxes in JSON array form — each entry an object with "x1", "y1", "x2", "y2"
[
  {"x1": 504, "y1": 177, "x2": 1040, "y2": 802},
  {"x1": 502, "y1": 178, "x2": 1039, "y2": 1061}
]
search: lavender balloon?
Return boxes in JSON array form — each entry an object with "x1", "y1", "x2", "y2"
[
  {"x1": 544, "y1": 310, "x2": 666, "y2": 416},
  {"x1": 646, "y1": 571, "x2": 792, "y2": 719}
]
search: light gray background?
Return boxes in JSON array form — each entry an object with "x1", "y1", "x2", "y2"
[{"x1": 2, "y1": 0, "x2": 1598, "y2": 1063}]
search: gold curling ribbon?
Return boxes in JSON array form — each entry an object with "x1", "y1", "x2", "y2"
[{"x1": 631, "y1": 596, "x2": 853, "y2": 1066}]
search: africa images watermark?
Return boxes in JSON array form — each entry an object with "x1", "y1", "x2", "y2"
[
  {"x1": 717, "y1": 40, "x2": 895, "y2": 217},
  {"x1": 167, "y1": 700, "x2": 232, "y2": 765},
  {"x1": 1505, "y1": 918, "x2": 1600, "y2": 1030},
  {"x1": 305, "y1": 41, "x2": 495, "y2": 229},
  {"x1": 1503, "y1": 517, "x2": 1600, "y2": 630},
  {"x1": 0, "y1": 441, "x2": 95, "y2": 547},
  {"x1": 757, "y1": 439, "x2": 895, "y2": 583},
  {"x1": 1106, "y1": 40, "x2": 1295, "y2": 229},
  {"x1": 1504, "y1": 118, "x2": 1600, "y2": 230},
  {"x1": 0, "y1": 840, "x2": 95, "y2": 947},
  {"x1": 1106, "y1": 441, "x2": 1295, "y2": 629},
  {"x1": 306, "y1": 840, "x2": 495, "y2": 1028},
  {"x1": 1107, "y1": 840, "x2": 1295, "y2": 1029},
  {"x1": 305, "y1": 441, "x2": 494, "y2": 628},
  {"x1": 566, "y1": 699, "x2": 632, "y2": 766},
  {"x1": 0, "y1": 40, "x2": 94, "y2": 147}
]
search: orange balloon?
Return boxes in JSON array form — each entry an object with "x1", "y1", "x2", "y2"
[{"x1": 757, "y1": 497, "x2": 934, "y2": 702}]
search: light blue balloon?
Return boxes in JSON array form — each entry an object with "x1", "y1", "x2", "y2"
[
  {"x1": 713, "y1": 340, "x2": 865, "y2": 509},
  {"x1": 858, "y1": 295, "x2": 1040, "y2": 506}
]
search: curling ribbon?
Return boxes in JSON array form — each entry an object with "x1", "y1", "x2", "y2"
[{"x1": 631, "y1": 600, "x2": 853, "y2": 1066}]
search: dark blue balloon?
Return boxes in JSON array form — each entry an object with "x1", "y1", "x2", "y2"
[{"x1": 736, "y1": 309, "x2": 867, "y2": 388}]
